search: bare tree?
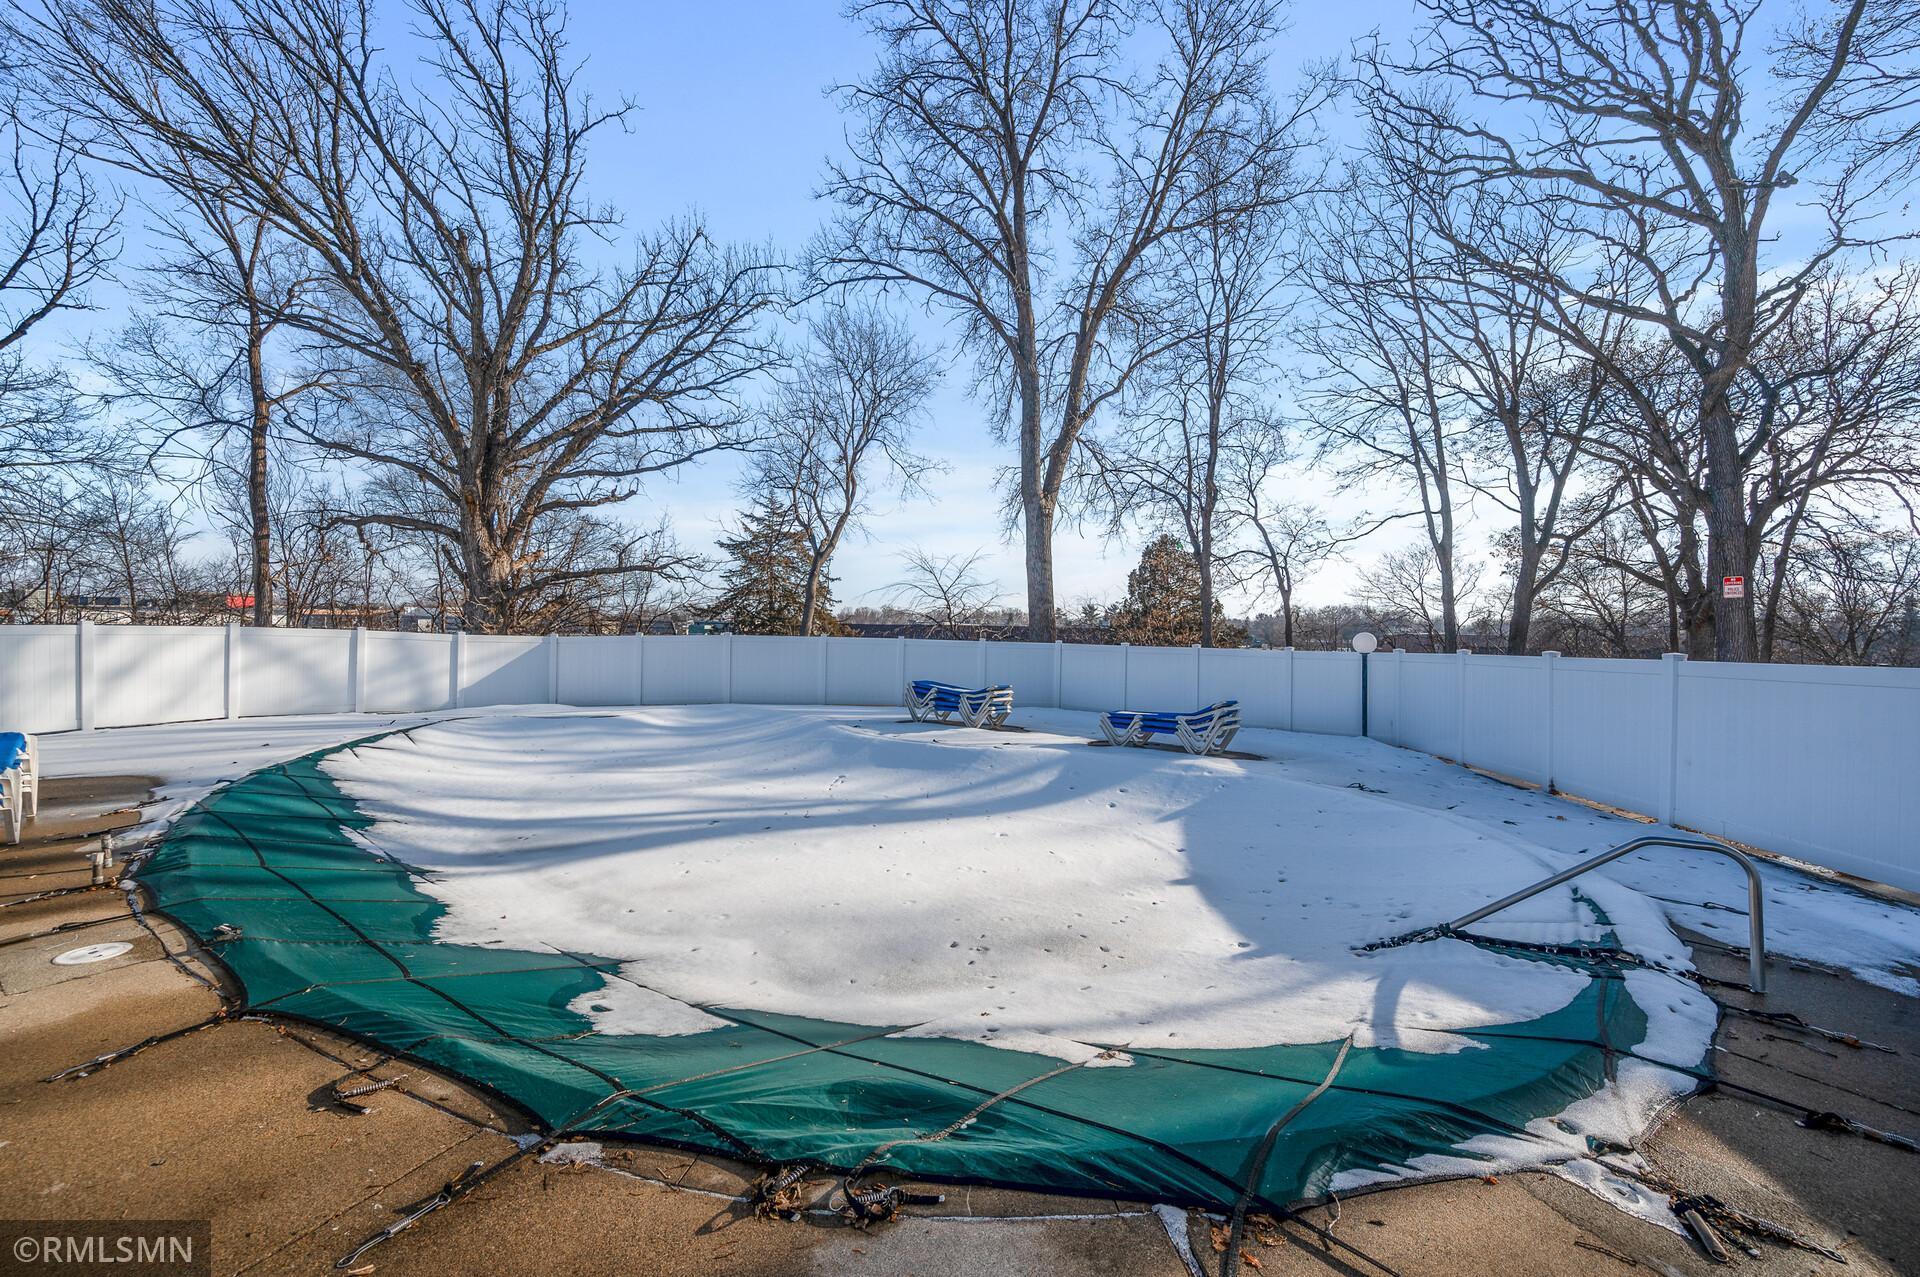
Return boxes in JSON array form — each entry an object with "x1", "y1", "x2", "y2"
[
  {"x1": 889, "y1": 547, "x2": 1003, "y2": 637},
  {"x1": 1361, "y1": 0, "x2": 1920, "y2": 660},
  {"x1": 1559, "y1": 264, "x2": 1920, "y2": 660},
  {"x1": 1358, "y1": 542, "x2": 1483, "y2": 652},
  {"x1": 23, "y1": 0, "x2": 785, "y2": 633},
  {"x1": 756, "y1": 306, "x2": 937, "y2": 636},
  {"x1": 1748, "y1": 267, "x2": 1920, "y2": 659},
  {"x1": 1535, "y1": 514, "x2": 1675, "y2": 657},
  {"x1": 1421, "y1": 186, "x2": 1615, "y2": 654},
  {"x1": 1215, "y1": 420, "x2": 1336, "y2": 647},
  {"x1": 0, "y1": 101, "x2": 114, "y2": 446},
  {"x1": 1081, "y1": 171, "x2": 1304, "y2": 646},
  {"x1": 818, "y1": 0, "x2": 1315, "y2": 639},
  {"x1": 1772, "y1": 520, "x2": 1920, "y2": 666},
  {"x1": 89, "y1": 199, "x2": 327, "y2": 626},
  {"x1": 1297, "y1": 118, "x2": 1473, "y2": 650}
]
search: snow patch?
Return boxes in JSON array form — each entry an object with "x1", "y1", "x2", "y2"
[{"x1": 318, "y1": 707, "x2": 1613, "y2": 1061}]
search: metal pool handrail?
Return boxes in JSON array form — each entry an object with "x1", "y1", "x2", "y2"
[{"x1": 1447, "y1": 834, "x2": 1768, "y2": 994}]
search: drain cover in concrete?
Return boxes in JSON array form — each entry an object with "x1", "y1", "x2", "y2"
[{"x1": 52, "y1": 942, "x2": 133, "y2": 965}]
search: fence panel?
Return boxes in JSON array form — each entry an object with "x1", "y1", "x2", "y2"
[
  {"x1": 1059, "y1": 645, "x2": 1125, "y2": 711},
  {"x1": 93, "y1": 626, "x2": 227, "y2": 727},
  {"x1": 1291, "y1": 652, "x2": 1362, "y2": 735},
  {"x1": 1366, "y1": 653, "x2": 1398, "y2": 743},
  {"x1": 1390, "y1": 654, "x2": 1457, "y2": 755},
  {"x1": 986, "y1": 641, "x2": 1059, "y2": 707},
  {"x1": 1199, "y1": 648, "x2": 1290, "y2": 728},
  {"x1": 1550, "y1": 658, "x2": 1668, "y2": 817},
  {"x1": 827, "y1": 637, "x2": 903, "y2": 706},
  {"x1": 557, "y1": 635, "x2": 639, "y2": 706},
  {"x1": 0, "y1": 626, "x2": 78, "y2": 733},
  {"x1": 901, "y1": 639, "x2": 984, "y2": 688},
  {"x1": 1674, "y1": 662, "x2": 1920, "y2": 887},
  {"x1": 731, "y1": 635, "x2": 822, "y2": 705},
  {"x1": 1460, "y1": 655, "x2": 1545, "y2": 782},
  {"x1": 1123, "y1": 645, "x2": 1199, "y2": 709},
  {"x1": 462, "y1": 635, "x2": 547, "y2": 706},
  {"x1": 363, "y1": 632, "x2": 452, "y2": 712},
  {"x1": 238, "y1": 628, "x2": 353, "y2": 717},
  {"x1": 642, "y1": 636, "x2": 725, "y2": 705}
]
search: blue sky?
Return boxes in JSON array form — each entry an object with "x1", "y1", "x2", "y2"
[{"x1": 555, "y1": 0, "x2": 1424, "y2": 614}]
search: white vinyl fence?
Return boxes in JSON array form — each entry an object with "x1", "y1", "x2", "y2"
[
  {"x1": 1, "y1": 623, "x2": 1915, "y2": 890},
  {"x1": 1364, "y1": 650, "x2": 1920, "y2": 892}
]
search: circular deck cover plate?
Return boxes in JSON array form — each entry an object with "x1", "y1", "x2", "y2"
[{"x1": 52, "y1": 941, "x2": 133, "y2": 966}]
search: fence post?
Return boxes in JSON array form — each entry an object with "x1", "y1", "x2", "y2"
[
  {"x1": 895, "y1": 636, "x2": 907, "y2": 705},
  {"x1": 1121, "y1": 643, "x2": 1132, "y2": 705},
  {"x1": 1053, "y1": 640, "x2": 1064, "y2": 708},
  {"x1": 1193, "y1": 643, "x2": 1203, "y2": 705},
  {"x1": 1393, "y1": 648, "x2": 1406, "y2": 746},
  {"x1": 450, "y1": 630, "x2": 465, "y2": 709},
  {"x1": 633, "y1": 630, "x2": 646, "y2": 706},
  {"x1": 1659, "y1": 652, "x2": 1686, "y2": 825},
  {"x1": 1283, "y1": 647, "x2": 1296, "y2": 732},
  {"x1": 721, "y1": 631, "x2": 734, "y2": 704},
  {"x1": 1455, "y1": 647, "x2": 1470, "y2": 764},
  {"x1": 1539, "y1": 651, "x2": 1559, "y2": 792},
  {"x1": 75, "y1": 620, "x2": 94, "y2": 731},
  {"x1": 546, "y1": 632, "x2": 561, "y2": 704},
  {"x1": 977, "y1": 636, "x2": 988, "y2": 684},
  {"x1": 351, "y1": 626, "x2": 367, "y2": 713},
  {"x1": 817, "y1": 634, "x2": 830, "y2": 704},
  {"x1": 224, "y1": 621, "x2": 240, "y2": 719}
]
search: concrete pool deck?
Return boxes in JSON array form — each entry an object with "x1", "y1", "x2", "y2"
[{"x1": 2, "y1": 775, "x2": 1915, "y2": 1276}]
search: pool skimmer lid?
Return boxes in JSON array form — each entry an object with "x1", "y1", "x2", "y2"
[{"x1": 52, "y1": 941, "x2": 133, "y2": 966}]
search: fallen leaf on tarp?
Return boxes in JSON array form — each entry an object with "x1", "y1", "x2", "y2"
[{"x1": 1240, "y1": 1249, "x2": 1264, "y2": 1270}]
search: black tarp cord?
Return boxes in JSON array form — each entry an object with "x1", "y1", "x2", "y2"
[{"x1": 1220, "y1": 1034, "x2": 1355, "y2": 1277}]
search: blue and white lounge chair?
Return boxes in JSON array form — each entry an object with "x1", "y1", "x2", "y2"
[
  {"x1": 905, "y1": 679, "x2": 1014, "y2": 729},
  {"x1": 1098, "y1": 701, "x2": 1241, "y2": 756},
  {"x1": 1, "y1": 731, "x2": 38, "y2": 844}
]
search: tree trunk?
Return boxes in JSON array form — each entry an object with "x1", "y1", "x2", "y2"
[
  {"x1": 1198, "y1": 368, "x2": 1224, "y2": 648},
  {"x1": 1436, "y1": 509, "x2": 1460, "y2": 653},
  {"x1": 1198, "y1": 553, "x2": 1214, "y2": 647},
  {"x1": 1701, "y1": 394, "x2": 1758, "y2": 661},
  {"x1": 1758, "y1": 504, "x2": 1807, "y2": 663},
  {"x1": 1024, "y1": 493, "x2": 1055, "y2": 641},
  {"x1": 245, "y1": 306, "x2": 273, "y2": 627},
  {"x1": 1684, "y1": 593, "x2": 1716, "y2": 659},
  {"x1": 461, "y1": 517, "x2": 511, "y2": 634},
  {"x1": 1017, "y1": 352, "x2": 1055, "y2": 641},
  {"x1": 800, "y1": 560, "x2": 823, "y2": 637},
  {"x1": 1507, "y1": 537, "x2": 1541, "y2": 655}
]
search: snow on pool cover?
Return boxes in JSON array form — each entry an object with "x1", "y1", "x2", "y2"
[{"x1": 137, "y1": 708, "x2": 1716, "y2": 1212}]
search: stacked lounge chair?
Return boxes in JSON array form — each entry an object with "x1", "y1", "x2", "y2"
[
  {"x1": 1, "y1": 731, "x2": 38, "y2": 844},
  {"x1": 905, "y1": 679, "x2": 1015, "y2": 729},
  {"x1": 1098, "y1": 701, "x2": 1240, "y2": 756}
]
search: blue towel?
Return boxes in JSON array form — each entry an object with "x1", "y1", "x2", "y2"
[{"x1": 0, "y1": 732, "x2": 25, "y2": 773}]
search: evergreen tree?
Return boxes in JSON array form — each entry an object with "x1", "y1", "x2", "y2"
[
  {"x1": 712, "y1": 494, "x2": 841, "y2": 635},
  {"x1": 1112, "y1": 534, "x2": 1244, "y2": 648}
]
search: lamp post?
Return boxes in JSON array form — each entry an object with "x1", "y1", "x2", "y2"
[{"x1": 1351, "y1": 631, "x2": 1378, "y2": 738}]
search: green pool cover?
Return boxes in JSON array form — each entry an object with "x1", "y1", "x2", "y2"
[{"x1": 138, "y1": 730, "x2": 1684, "y2": 1214}]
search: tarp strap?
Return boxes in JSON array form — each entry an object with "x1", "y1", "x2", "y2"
[{"x1": 1221, "y1": 1034, "x2": 1354, "y2": 1277}]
